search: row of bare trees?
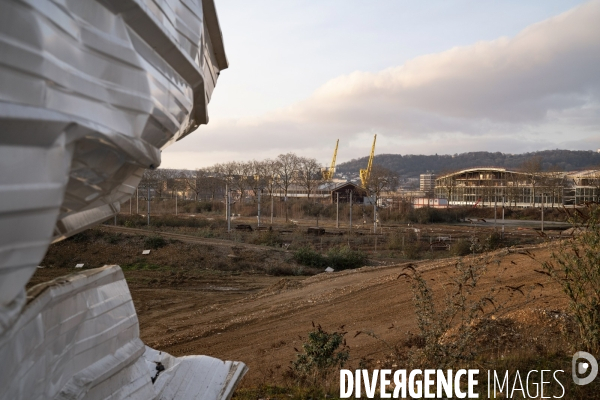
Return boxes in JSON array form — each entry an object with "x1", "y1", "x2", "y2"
[
  {"x1": 139, "y1": 153, "x2": 327, "y2": 203},
  {"x1": 138, "y1": 153, "x2": 401, "y2": 209}
]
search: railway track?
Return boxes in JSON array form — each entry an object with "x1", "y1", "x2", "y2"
[{"x1": 100, "y1": 225, "x2": 285, "y2": 252}]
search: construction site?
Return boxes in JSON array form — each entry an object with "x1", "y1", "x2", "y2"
[
  {"x1": 32, "y1": 133, "x2": 600, "y2": 397},
  {"x1": 13, "y1": 122, "x2": 600, "y2": 398},
  {"x1": 3, "y1": 1, "x2": 600, "y2": 399}
]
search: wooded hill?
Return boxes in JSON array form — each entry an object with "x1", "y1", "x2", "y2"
[{"x1": 336, "y1": 150, "x2": 600, "y2": 178}]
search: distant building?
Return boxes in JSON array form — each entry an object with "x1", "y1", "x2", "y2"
[
  {"x1": 420, "y1": 173, "x2": 436, "y2": 194},
  {"x1": 413, "y1": 198, "x2": 448, "y2": 209},
  {"x1": 434, "y1": 167, "x2": 600, "y2": 208},
  {"x1": 330, "y1": 182, "x2": 367, "y2": 203}
]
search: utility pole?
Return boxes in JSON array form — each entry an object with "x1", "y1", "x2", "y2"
[
  {"x1": 136, "y1": 188, "x2": 139, "y2": 214},
  {"x1": 175, "y1": 191, "x2": 178, "y2": 215},
  {"x1": 502, "y1": 196, "x2": 505, "y2": 239},
  {"x1": 226, "y1": 183, "x2": 231, "y2": 233},
  {"x1": 349, "y1": 191, "x2": 353, "y2": 234},
  {"x1": 270, "y1": 192, "x2": 274, "y2": 225},
  {"x1": 541, "y1": 194, "x2": 544, "y2": 234},
  {"x1": 257, "y1": 189, "x2": 261, "y2": 227},
  {"x1": 373, "y1": 198, "x2": 377, "y2": 234},
  {"x1": 147, "y1": 186, "x2": 150, "y2": 227},
  {"x1": 494, "y1": 196, "x2": 497, "y2": 230},
  {"x1": 336, "y1": 192, "x2": 339, "y2": 229}
]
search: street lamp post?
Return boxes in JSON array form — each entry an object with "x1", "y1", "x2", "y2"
[
  {"x1": 373, "y1": 198, "x2": 377, "y2": 234},
  {"x1": 147, "y1": 186, "x2": 150, "y2": 227},
  {"x1": 336, "y1": 192, "x2": 339, "y2": 229},
  {"x1": 349, "y1": 190, "x2": 353, "y2": 234},
  {"x1": 226, "y1": 183, "x2": 231, "y2": 233},
  {"x1": 257, "y1": 189, "x2": 261, "y2": 227}
]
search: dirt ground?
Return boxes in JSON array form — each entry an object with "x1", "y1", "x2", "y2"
[{"x1": 32, "y1": 230, "x2": 568, "y2": 387}]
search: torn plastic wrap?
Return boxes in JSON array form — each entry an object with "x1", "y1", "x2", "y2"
[
  {"x1": 0, "y1": 266, "x2": 246, "y2": 400},
  {"x1": 0, "y1": 0, "x2": 228, "y2": 313},
  {"x1": 0, "y1": 0, "x2": 245, "y2": 398}
]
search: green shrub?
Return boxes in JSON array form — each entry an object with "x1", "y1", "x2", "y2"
[
  {"x1": 293, "y1": 246, "x2": 326, "y2": 267},
  {"x1": 387, "y1": 231, "x2": 404, "y2": 250},
  {"x1": 400, "y1": 259, "x2": 498, "y2": 369},
  {"x1": 291, "y1": 324, "x2": 349, "y2": 385},
  {"x1": 543, "y1": 205, "x2": 600, "y2": 353},
  {"x1": 105, "y1": 234, "x2": 121, "y2": 244},
  {"x1": 403, "y1": 241, "x2": 425, "y2": 259},
  {"x1": 451, "y1": 239, "x2": 472, "y2": 256},
  {"x1": 144, "y1": 235, "x2": 167, "y2": 249},
  {"x1": 250, "y1": 230, "x2": 282, "y2": 247},
  {"x1": 326, "y1": 246, "x2": 367, "y2": 270},
  {"x1": 69, "y1": 231, "x2": 91, "y2": 243},
  {"x1": 123, "y1": 219, "x2": 136, "y2": 228},
  {"x1": 197, "y1": 227, "x2": 215, "y2": 238},
  {"x1": 484, "y1": 232, "x2": 503, "y2": 251},
  {"x1": 293, "y1": 246, "x2": 368, "y2": 270}
]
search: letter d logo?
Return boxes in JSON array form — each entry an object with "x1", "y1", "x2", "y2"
[{"x1": 572, "y1": 351, "x2": 598, "y2": 385}]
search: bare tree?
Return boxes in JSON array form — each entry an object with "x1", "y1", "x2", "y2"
[
  {"x1": 232, "y1": 161, "x2": 252, "y2": 202},
  {"x1": 363, "y1": 165, "x2": 399, "y2": 204},
  {"x1": 140, "y1": 168, "x2": 168, "y2": 200},
  {"x1": 276, "y1": 153, "x2": 300, "y2": 221},
  {"x1": 186, "y1": 168, "x2": 205, "y2": 201},
  {"x1": 505, "y1": 171, "x2": 522, "y2": 207},
  {"x1": 164, "y1": 169, "x2": 184, "y2": 198},
  {"x1": 183, "y1": 168, "x2": 223, "y2": 201},
  {"x1": 262, "y1": 158, "x2": 281, "y2": 197},
  {"x1": 204, "y1": 166, "x2": 225, "y2": 201},
  {"x1": 544, "y1": 165, "x2": 565, "y2": 207},
  {"x1": 247, "y1": 160, "x2": 270, "y2": 200},
  {"x1": 437, "y1": 170, "x2": 457, "y2": 208},
  {"x1": 296, "y1": 156, "x2": 322, "y2": 199},
  {"x1": 276, "y1": 153, "x2": 299, "y2": 199},
  {"x1": 520, "y1": 156, "x2": 544, "y2": 207}
]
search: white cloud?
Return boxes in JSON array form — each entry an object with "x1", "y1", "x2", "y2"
[{"x1": 163, "y1": 0, "x2": 600, "y2": 168}]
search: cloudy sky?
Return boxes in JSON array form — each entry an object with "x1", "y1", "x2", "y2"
[{"x1": 162, "y1": 0, "x2": 600, "y2": 169}]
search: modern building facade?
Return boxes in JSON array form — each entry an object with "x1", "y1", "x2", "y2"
[
  {"x1": 420, "y1": 173, "x2": 436, "y2": 194},
  {"x1": 434, "y1": 167, "x2": 600, "y2": 207}
]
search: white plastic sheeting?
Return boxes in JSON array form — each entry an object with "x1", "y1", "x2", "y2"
[
  {"x1": 0, "y1": 265, "x2": 246, "y2": 400},
  {"x1": 0, "y1": 0, "x2": 226, "y2": 321},
  {"x1": 145, "y1": 347, "x2": 247, "y2": 399},
  {"x1": 0, "y1": 0, "x2": 244, "y2": 398}
]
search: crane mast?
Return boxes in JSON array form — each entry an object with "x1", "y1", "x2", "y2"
[
  {"x1": 322, "y1": 139, "x2": 339, "y2": 180},
  {"x1": 360, "y1": 134, "x2": 377, "y2": 187}
]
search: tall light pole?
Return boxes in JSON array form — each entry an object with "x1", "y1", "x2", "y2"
[
  {"x1": 226, "y1": 183, "x2": 231, "y2": 233},
  {"x1": 494, "y1": 195, "x2": 497, "y2": 230},
  {"x1": 336, "y1": 192, "x2": 339, "y2": 229},
  {"x1": 257, "y1": 188, "x2": 261, "y2": 227},
  {"x1": 541, "y1": 193, "x2": 544, "y2": 234},
  {"x1": 147, "y1": 186, "x2": 151, "y2": 226},
  {"x1": 502, "y1": 196, "x2": 505, "y2": 239},
  {"x1": 270, "y1": 192, "x2": 274, "y2": 225},
  {"x1": 349, "y1": 190, "x2": 353, "y2": 234},
  {"x1": 373, "y1": 198, "x2": 377, "y2": 234}
]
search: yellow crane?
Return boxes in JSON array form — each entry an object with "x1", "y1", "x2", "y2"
[
  {"x1": 360, "y1": 134, "x2": 377, "y2": 187},
  {"x1": 322, "y1": 139, "x2": 339, "y2": 180}
]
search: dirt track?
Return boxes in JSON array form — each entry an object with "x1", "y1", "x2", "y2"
[
  {"x1": 32, "y1": 224, "x2": 570, "y2": 387},
  {"x1": 129, "y1": 244, "x2": 567, "y2": 386},
  {"x1": 102, "y1": 225, "x2": 286, "y2": 252}
]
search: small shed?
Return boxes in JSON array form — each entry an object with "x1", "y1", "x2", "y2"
[{"x1": 330, "y1": 182, "x2": 367, "y2": 203}]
